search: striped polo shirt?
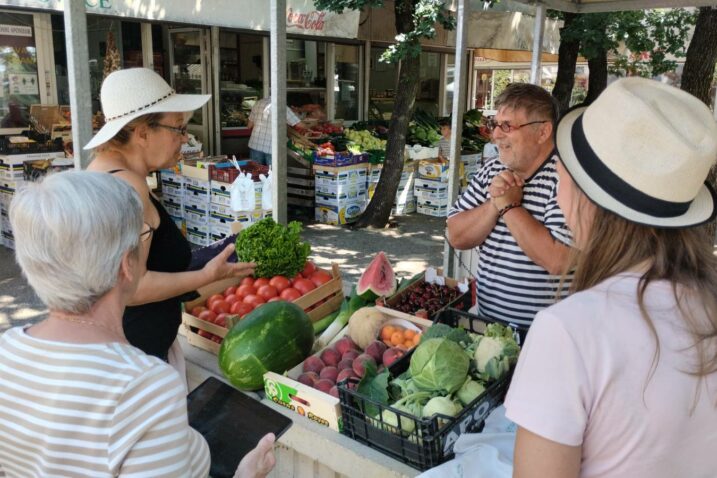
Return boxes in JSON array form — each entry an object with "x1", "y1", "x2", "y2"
[
  {"x1": 0, "y1": 327, "x2": 210, "y2": 477},
  {"x1": 449, "y1": 153, "x2": 573, "y2": 326}
]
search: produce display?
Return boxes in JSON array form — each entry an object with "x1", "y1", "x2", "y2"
[
  {"x1": 218, "y1": 301, "x2": 314, "y2": 391},
  {"x1": 235, "y1": 218, "x2": 311, "y2": 278},
  {"x1": 347, "y1": 321, "x2": 520, "y2": 436},
  {"x1": 408, "y1": 110, "x2": 442, "y2": 147},
  {"x1": 389, "y1": 281, "x2": 461, "y2": 317},
  {"x1": 186, "y1": 260, "x2": 333, "y2": 344},
  {"x1": 297, "y1": 306, "x2": 425, "y2": 400}
]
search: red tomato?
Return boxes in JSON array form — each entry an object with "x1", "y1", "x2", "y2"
[
  {"x1": 225, "y1": 295, "x2": 241, "y2": 307},
  {"x1": 211, "y1": 335, "x2": 223, "y2": 344},
  {"x1": 290, "y1": 273, "x2": 303, "y2": 285},
  {"x1": 269, "y1": 275, "x2": 291, "y2": 292},
  {"x1": 198, "y1": 309, "x2": 217, "y2": 324},
  {"x1": 210, "y1": 300, "x2": 231, "y2": 315},
  {"x1": 223, "y1": 285, "x2": 238, "y2": 297},
  {"x1": 215, "y1": 313, "x2": 229, "y2": 328},
  {"x1": 280, "y1": 287, "x2": 302, "y2": 301},
  {"x1": 237, "y1": 284, "x2": 257, "y2": 297},
  {"x1": 267, "y1": 297, "x2": 283, "y2": 302},
  {"x1": 240, "y1": 277, "x2": 255, "y2": 287},
  {"x1": 230, "y1": 301, "x2": 254, "y2": 317},
  {"x1": 198, "y1": 329, "x2": 213, "y2": 339},
  {"x1": 190, "y1": 306, "x2": 207, "y2": 317},
  {"x1": 309, "y1": 270, "x2": 332, "y2": 287},
  {"x1": 302, "y1": 261, "x2": 317, "y2": 278},
  {"x1": 257, "y1": 284, "x2": 279, "y2": 300},
  {"x1": 243, "y1": 294, "x2": 266, "y2": 308},
  {"x1": 293, "y1": 278, "x2": 316, "y2": 296},
  {"x1": 253, "y1": 278, "x2": 270, "y2": 288},
  {"x1": 206, "y1": 294, "x2": 225, "y2": 309}
]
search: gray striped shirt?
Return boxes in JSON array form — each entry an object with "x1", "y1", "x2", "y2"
[
  {"x1": 0, "y1": 327, "x2": 210, "y2": 477},
  {"x1": 449, "y1": 153, "x2": 573, "y2": 325}
]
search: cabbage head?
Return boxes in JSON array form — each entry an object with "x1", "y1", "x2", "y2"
[{"x1": 409, "y1": 338, "x2": 469, "y2": 394}]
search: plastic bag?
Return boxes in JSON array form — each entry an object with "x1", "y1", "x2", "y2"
[
  {"x1": 260, "y1": 169, "x2": 273, "y2": 211},
  {"x1": 230, "y1": 171, "x2": 255, "y2": 212}
]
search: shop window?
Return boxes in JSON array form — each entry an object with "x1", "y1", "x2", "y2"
[
  {"x1": 367, "y1": 46, "x2": 396, "y2": 121},
  {"x1": 0, "y1": 12, "x2": 40, "y2": 128},
  {"x1": 443, "y1": 54, "x2": 454, "y2": 117},
  {"x1": 151, "y1": 24, "x2": 165, "y2": 78},
  {"x1": 52, "y1": 15, "x2": 142, "y2": 113},
  {"x1": 286, "y1": 38, "x2": 326, "y2": 118},
  {"x1": 218, "y1": 31, "x2": 263, "y2": 128},
  {"x1": 416, "y1": 51, "x2": 440, "y2": 117},
  {"x1": 334, "y1": 44, "x2": 359, "y2": 121}
]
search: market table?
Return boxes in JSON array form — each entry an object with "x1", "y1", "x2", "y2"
[{"x1": 179, "y1": 335, "x2": 420, "y2": 478}]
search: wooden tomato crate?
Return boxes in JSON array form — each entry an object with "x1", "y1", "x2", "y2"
[{"x1": 182, "y1": 263, "x2": 344, "y2": 355}]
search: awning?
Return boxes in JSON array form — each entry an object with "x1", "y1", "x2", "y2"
[{"x1": 0, "y1": 0, "x2": 360, "y2": 39}]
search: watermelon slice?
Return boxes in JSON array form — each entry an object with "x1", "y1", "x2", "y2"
[{"x1": 357, "y1": 251, "x2": 397, "y2": 301}]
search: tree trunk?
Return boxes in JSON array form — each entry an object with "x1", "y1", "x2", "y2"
[
  {"x1": 353, "y1": 0, "x2": 419, "y2": 229},
  {"x1": 552, "y1": 13, "x2": 580, "y2": 115},
  {"x1": 682, "y1": 7, "x2": 717, "y2": 244},
  {"x1": 584, "y1": 49, "x2": 608, "y2": 105},
  {"x1": 681, "y1": 7, "x2": 717, "y2": 105}
]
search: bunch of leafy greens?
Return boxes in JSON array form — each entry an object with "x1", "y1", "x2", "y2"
[{"x1": 234, "y1": 218, "x2": 311, "y2": 278}]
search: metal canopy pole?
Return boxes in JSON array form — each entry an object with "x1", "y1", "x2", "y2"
[
  {"x1": 530, "y1": 4, "x2": 546, "y2": 85},
  {"x1": 270, "y1": 0, "x2": 288, "y2": 224},
  {"x1": 442, "y1": 0, "x2": 470, "y2": 278},
  {"x1": 64, "y1": 0, "x2": 93, "y2": 168}
]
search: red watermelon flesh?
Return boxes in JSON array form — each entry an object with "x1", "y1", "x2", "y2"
[{"x1": 357, "y1": 251, "x2": 396, "y2": 301}]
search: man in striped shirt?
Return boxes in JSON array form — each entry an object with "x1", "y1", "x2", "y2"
[{"x1": 447, "y1": 83, "x2": 573, "y2": 326}]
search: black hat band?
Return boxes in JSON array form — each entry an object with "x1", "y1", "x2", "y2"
[{"x1": 571, "y1": 113, "x2": 691, "y2": 218}]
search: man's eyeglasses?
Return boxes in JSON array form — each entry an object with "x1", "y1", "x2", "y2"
[
  {"x1": 140, "y1": 222, "x2": 156, "y2": 242},
  {"x1": 156, "y1": 124, "x2": 189, "y2": 137},
  {"x1": 486, "y1": 119, "x2": 549, "y2": 133}
]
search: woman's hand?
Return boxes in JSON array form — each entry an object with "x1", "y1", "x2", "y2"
[
  {"x1": 202, "y1": 244, "x2": 256, "y2": 283},
  {"x1": 234, "y1": 433, "x2": 276, "y2": 478}
]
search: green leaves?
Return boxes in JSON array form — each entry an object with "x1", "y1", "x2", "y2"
[
  {"x1": 234, "y1": 218, "x2": 311, "y2": 278},
  {"x1": 357, "y1": 360, "x2": 390, "y2": 418}
]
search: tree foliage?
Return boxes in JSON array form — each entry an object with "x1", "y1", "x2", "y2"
[{"x1": 550, "y1": 8, "x2": 695, "y2": 107}]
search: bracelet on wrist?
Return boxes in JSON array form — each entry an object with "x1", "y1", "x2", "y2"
[{"x1": 498, "y1": 202, "x2": 521, "y2": 218}]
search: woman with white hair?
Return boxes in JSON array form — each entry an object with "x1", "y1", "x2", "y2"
[
  {"x1": 84, "y1": 68, "x2": 255, "y2": 361},
  {"x1": 505, "y1": 78, "x2": 717, "y2": 477},
  {"x1": 0, "y1": 171, "x2": 275, "y2": 477}
]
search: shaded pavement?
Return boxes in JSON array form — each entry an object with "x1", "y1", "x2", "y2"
[{"x1": 0, "y1": 214, "x2": 447, "y2": 332}]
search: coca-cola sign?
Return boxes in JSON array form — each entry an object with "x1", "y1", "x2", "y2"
[{"x1": 286, "y1": 8, "x2": 326, "y2": 32}]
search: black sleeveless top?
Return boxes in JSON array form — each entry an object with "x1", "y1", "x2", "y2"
[{"x1": 109, "y1": 170, "x2": 192, "y2": 360}]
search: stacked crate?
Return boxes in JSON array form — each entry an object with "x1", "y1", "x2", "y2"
[
  {"x1": 415, "y1": 159, "x2": 450, "y2": 217},
  {"x1": 313, "y1": 162, "x2": 368, "y2": 225},
  {"x1": 208, "y1": 179, "x2": 265, "y2": 242},
  {"x1": 0, "y1": 151, "x2": 67, "y2": 249},
  {"x1": 366, "y1": 162, "x2": 417, "y2": 216},
  {"x1": 159, "y1": 168, "x2": 186, "y2": 236}
]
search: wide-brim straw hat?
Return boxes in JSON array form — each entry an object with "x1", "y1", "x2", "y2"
[
  {"x1": 555, "y1": 77, "x2": 717, "y2": 228},
  {"x1": 84, "y1": 68, "x2": 210, "y2": 150}
]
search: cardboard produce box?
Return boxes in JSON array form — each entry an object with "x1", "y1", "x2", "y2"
[
  {"x1": 182, "y1": 264, "x2": 344, "y2": 355},
  {"x1": 264, "y1": 310, "x2": 432, "y2": 432}
]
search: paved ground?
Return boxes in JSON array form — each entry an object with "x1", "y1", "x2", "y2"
[{"x1": 0, "y1": 214, "x2": 447, "y2": 332}]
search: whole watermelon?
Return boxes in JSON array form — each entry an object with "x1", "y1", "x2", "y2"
[{"x1": 218, "y1": 301, "x2": 314, "y2": 391}]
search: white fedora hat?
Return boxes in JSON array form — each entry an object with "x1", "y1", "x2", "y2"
[
  {"x1": 556, "y1": 77, "x2": 717, "y2": 228},
  {"x1": 84, "y1": 68, "x2": 210, "y2": 150}
]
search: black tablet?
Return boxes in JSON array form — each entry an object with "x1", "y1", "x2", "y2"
[{"x1": 187, "y1": 377, "x2": 293, "y2": 478}]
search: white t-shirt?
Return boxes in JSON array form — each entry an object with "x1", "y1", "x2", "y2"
[{"x1": 505, "y1": 272, "x2": 717, "y2": 478}]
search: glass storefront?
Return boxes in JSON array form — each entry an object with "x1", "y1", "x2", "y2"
[
  {"x1": 286, "y1": 38, "x2": 327, "y2": 117},
  {"x1": 334, "y1": 44, "x2": 359, "y2": 121},
  {"x1": 0, "y1": 12, "x2": 39, "y2": 127},
  {"x1": 218, "y1": 31, "x2": 263, "y2": 129},
  {"x1": 416, "y1": 51, "x2": 440, "y2": 117}
]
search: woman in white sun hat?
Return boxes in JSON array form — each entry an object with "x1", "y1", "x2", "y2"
[
  {"x1": 504, "y1": 77, "x2": 717, "y2": 478},
  {"x1": 85, "y1": 68, "x2": 255, "y2": 364}
]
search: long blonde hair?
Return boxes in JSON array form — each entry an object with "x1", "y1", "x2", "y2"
[{"x1": 568, "y1": 203, "x2": 717, "y2": 381}]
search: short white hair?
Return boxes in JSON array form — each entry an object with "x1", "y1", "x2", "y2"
[{"x1": 10, "y1": 170, "x2": 143, "y2": 314}]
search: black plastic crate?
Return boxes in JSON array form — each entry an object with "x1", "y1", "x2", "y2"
[{"x1": 338, "y1": 308, "x2": 527, "y2": 471}]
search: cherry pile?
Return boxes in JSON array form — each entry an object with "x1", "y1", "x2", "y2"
[{"x1": 392, "y1": 282, "x2": 460, "y2": 317}]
